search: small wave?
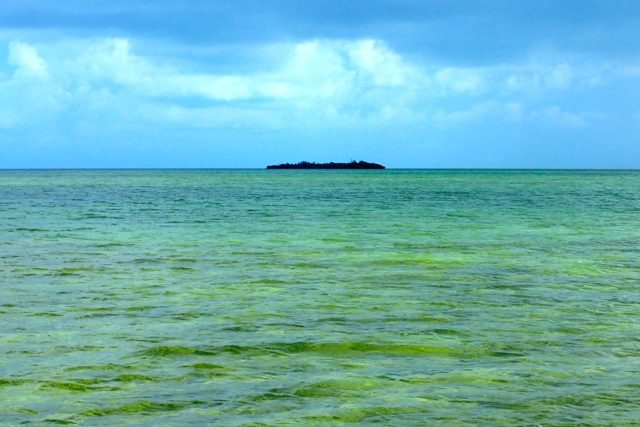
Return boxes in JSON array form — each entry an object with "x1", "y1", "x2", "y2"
[
  {"x1": 247, "y1": 278, "x2": 287, "y2": 284},
  {"x1": 171, "y1": 311, "x2": 202, "y2": 320},
  {"x1": 186, "y1": 363, "x2": 232, "y2": 378},
  {"x1": 0, "y1": 378, "x2": 31, "y2": 387},
  {"x1": 51, "y1": 266, "x2": 103, "y2": 277},
  {"x1": 65, "y1": 364, "x2": 133, "y2": 372},
  {"x1": 293, "y1": 379, "x2": 380, "y2": 398},
  {"x1": 41, "y1": 381, "x2": 99, "y2": 392},
  {"x1": 125, "y1": 306, "x2": 157, "y2": 312},
  {"x1": 113, "y1": 374, "x2": 154, "y2": 382},
  {"x1": 43, "y1": 417, "x2": 78, "y2": 424},
  {"x1": 290, "y1": 261, "x2": 330, "y2": 269},
  {"x1": 168, "y1": 258, "x2": 199, "y2": 263},
  {"x1": 81, "y1": 400, "x2": 205, "y2": 416},
  {"x1": 371, "y1": 257, "x2": 467, "y2": 267},
  {"x1": 95, "y1": 242, "x2": 131, "y2": 248},
  {"x1": 138, "y1": 341, "x2": 480, "y2": 358},
  {"x1": 248, "y1": 388, "x2": 297, "y2": 402},
  {"x1": 189, "y1": 362, "x2": 227, "y2": 370},
  {"x1": 140, "y1": 346, "x2": 217, "y2": 357},
  {"x1": 77, "y1": 312, "x2": 117, "y2": 319},
  {"x1": 128, "y1": 258, "x2": 163, "y2": 264},
  {"x1": 33, "y1": 312, "x2": 63, "y2": 317},
  {"x1": 303, "y1": 405, "x2": 427, "y2": 423},
  {"x1": 75, "y1": 213, "x2": 123, "y2": 220}
]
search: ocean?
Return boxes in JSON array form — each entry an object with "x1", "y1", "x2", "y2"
[{"x1": 1, "y1": 169, "x2": 639, "y2": 425}]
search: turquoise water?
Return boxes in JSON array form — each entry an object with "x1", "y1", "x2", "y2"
[{"x1": 1, "y1": 169, "x2": 639, "y2": 425}]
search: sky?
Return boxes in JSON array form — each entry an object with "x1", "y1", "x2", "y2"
[{"x1": 0, "y1": 0, "x2": 639, "y2": 168}]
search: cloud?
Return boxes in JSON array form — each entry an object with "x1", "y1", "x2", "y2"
[
  {"x1": 347, "y1": 39, "x2": 414, "y2": 87},
  {"x1": 546, "y1": 63, "x2": 573, "y2": 89},
  {"x1": 433, "y1": 101, "x2": 496, "y2": 126},
  {"x1": 504, "y1": 63, "x2": 574, "y2": 92},
  {"x1": 8, "y1": 40, "x2": 49, "y2": 78},
  {"x1": 431, "y1": 101, "x2": 528, "y2": 127},
  {"x1": 0, "y1": 36, "x2": 631, "y2": 133},
  {"x1": 0, "y1": 41, "x2": 68, "y2": 127},
  {"x1": 1, "y1": 3, "x2": 638, "y2": 168},
  {"x1": 434, "y1": 68, "x2": 484, "y2": 94},
  {"x1": 0, "y1": 37, "x2": 428, "y2": 129},
  {"x1": 3, "y1": 1, "x2": 640, "y2": 66},
  {"x1": 531, "y1": 106, "x2": 605, "y2": 128},
  {"x1": 63, "y1": 38, "x2": 421, "y2": 104}
]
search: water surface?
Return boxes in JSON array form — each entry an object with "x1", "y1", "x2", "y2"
[{"x1": 1, "y1": 170, "x2": 639, "y2": 425}]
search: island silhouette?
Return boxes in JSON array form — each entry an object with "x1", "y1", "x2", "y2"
[{"x1": 266, "y1": 160, "x2": 385, "y2": 170}]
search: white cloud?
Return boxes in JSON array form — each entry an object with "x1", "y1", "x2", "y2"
[
  {"x1": 19, "y1": 37, "x2": 428, "y2": 128},
  {"x1": 63, "y1": 38, "x2": 422, "y2": 104},
  {"x1": 7, "y1": 40, "x2": 49, "y2": 78},
  {"x1": 431, "y1": 101, "x2": 529, "y2": 127},
  {"x1": 433, "y1": 101, "x2": 496, "y2": 125},
  {"x1": 502, "y1": 60, "x2": 610, "y2": 94},
  {"x1": 435, "y1": 68, "x2": 484, "y2": 94},
  {"x1": 0, "y1": 41, "x2": 68, "y2": 128},
  {"x1": 546, "y1": 63, "x2": 573, "y2": 89},
  {"x1": 505, "y1": 102, "x2": 524, "y2": 122},
  {"x1": 531, "y1": 106, "x2": 604, "y2": 128},
  {"x1": 0, "y1": 36, "x2": 624, "y2": 132},
  {"x1": 347, "y1": 39, "x2": 415, "y2": 87}
]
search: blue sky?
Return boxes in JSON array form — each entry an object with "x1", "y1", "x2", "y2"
[{"x1": 1, "y1": 0, "x2": 639, "y2": 168}]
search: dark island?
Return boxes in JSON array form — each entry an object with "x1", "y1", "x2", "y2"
[{"x1": 266, "y1": 160, "x2": 385, "y2": 170}]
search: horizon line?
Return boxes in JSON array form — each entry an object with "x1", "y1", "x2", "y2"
[{"x1": 1, "y1": 167, "x2": 639, "y2": 171}]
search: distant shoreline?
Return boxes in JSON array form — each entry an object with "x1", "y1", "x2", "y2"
[{"x1": 266, "y1": 161, "x2": 385, "y2": 170}]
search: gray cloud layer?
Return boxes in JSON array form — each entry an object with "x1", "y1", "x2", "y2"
[{"x1": 2, "y1": 0, "x2": 639, "y2": 64}]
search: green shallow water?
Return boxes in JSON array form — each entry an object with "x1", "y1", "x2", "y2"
[{"x1": 1, "y1": 169, "x2": 639, "y2": 425}]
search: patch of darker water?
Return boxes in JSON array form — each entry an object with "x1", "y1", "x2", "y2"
[
  {"x1": 50, "y1": 266, "x2": 107, "y2": 277},
  {"x1": 301, "y1": 405, "x2": 429, "y2": 423},
  {"x1": 188, "y1": 362, "x2": 226, "y2": 370},
  {"x1": 380, "y1": 372, "x2": 510, "y2": 386},
  {"x1": 113, "y1": 374, "x2": 155, "y2": 382},
  {"x1": 65, "y1": 364, "x2": 134, "y2": 372},
  {"x1": 31, "y1": 311, "x2": 64, "y2": 317},
  {"x1": 70, "y1": 212, "x2": 124, "y2": 220},
  {"x1": 10, "y1": 374, "x2": 156, "y2": 394},
  {"x1": 81, "y1": 400, "x2": 207, "y2": 417},
  {"x1": 0, "y1": 378, "x2": 32, "y2": 387},
  {"x1": 126, "y1": 257, "x2": 164, "y2": 265},
  {"x1": 246, "y1": 277, "x2": 288, "y2": 285},
  {"x1": 40, "y1": 379, "x2": 109, "y2": 392},
  {"x1": 94, "y1": 242, "x2": 132, "y2": 248},
  {"x1": 167, "y1": 257, "x2": 200, "y2": 263},
  {"x1": 291, "y1": 378, "x2": 381, "y2": 398},
  {"x1": 535, "y1": 392, "x2": 640, "y2": 407},
  {"x1": 12, "y1": 227, "x2": 49, "y2": 232},
  {"x1": 137, "y1": 341, "x2": 485, "y2": 358},
  {"x1": 16, "y1": 408, "x2": 39, "y2": 415},
  {"x1": 139, "y1": 345, "x2": 218, "y2": 357},
  {"x1": 43, "y1": 417, "x2": 79, "y2": 425},
  {"x1": 125, "y1": 305, "x2": 158, "y2": 312},
  {"x1": 170, "y1": 266, "x2": 196, "y2": 272},
  {"x1": 185, "y1": 362, "x2": 232, "y2": 378}
]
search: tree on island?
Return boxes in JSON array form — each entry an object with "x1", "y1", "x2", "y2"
[{"x1": 266, "y1": 160, "x2": 385, "y2": 169}]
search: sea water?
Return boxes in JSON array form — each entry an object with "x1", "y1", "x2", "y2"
[{"x1": 1, "y1": 169, "x2": 639, "y2": 425}]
